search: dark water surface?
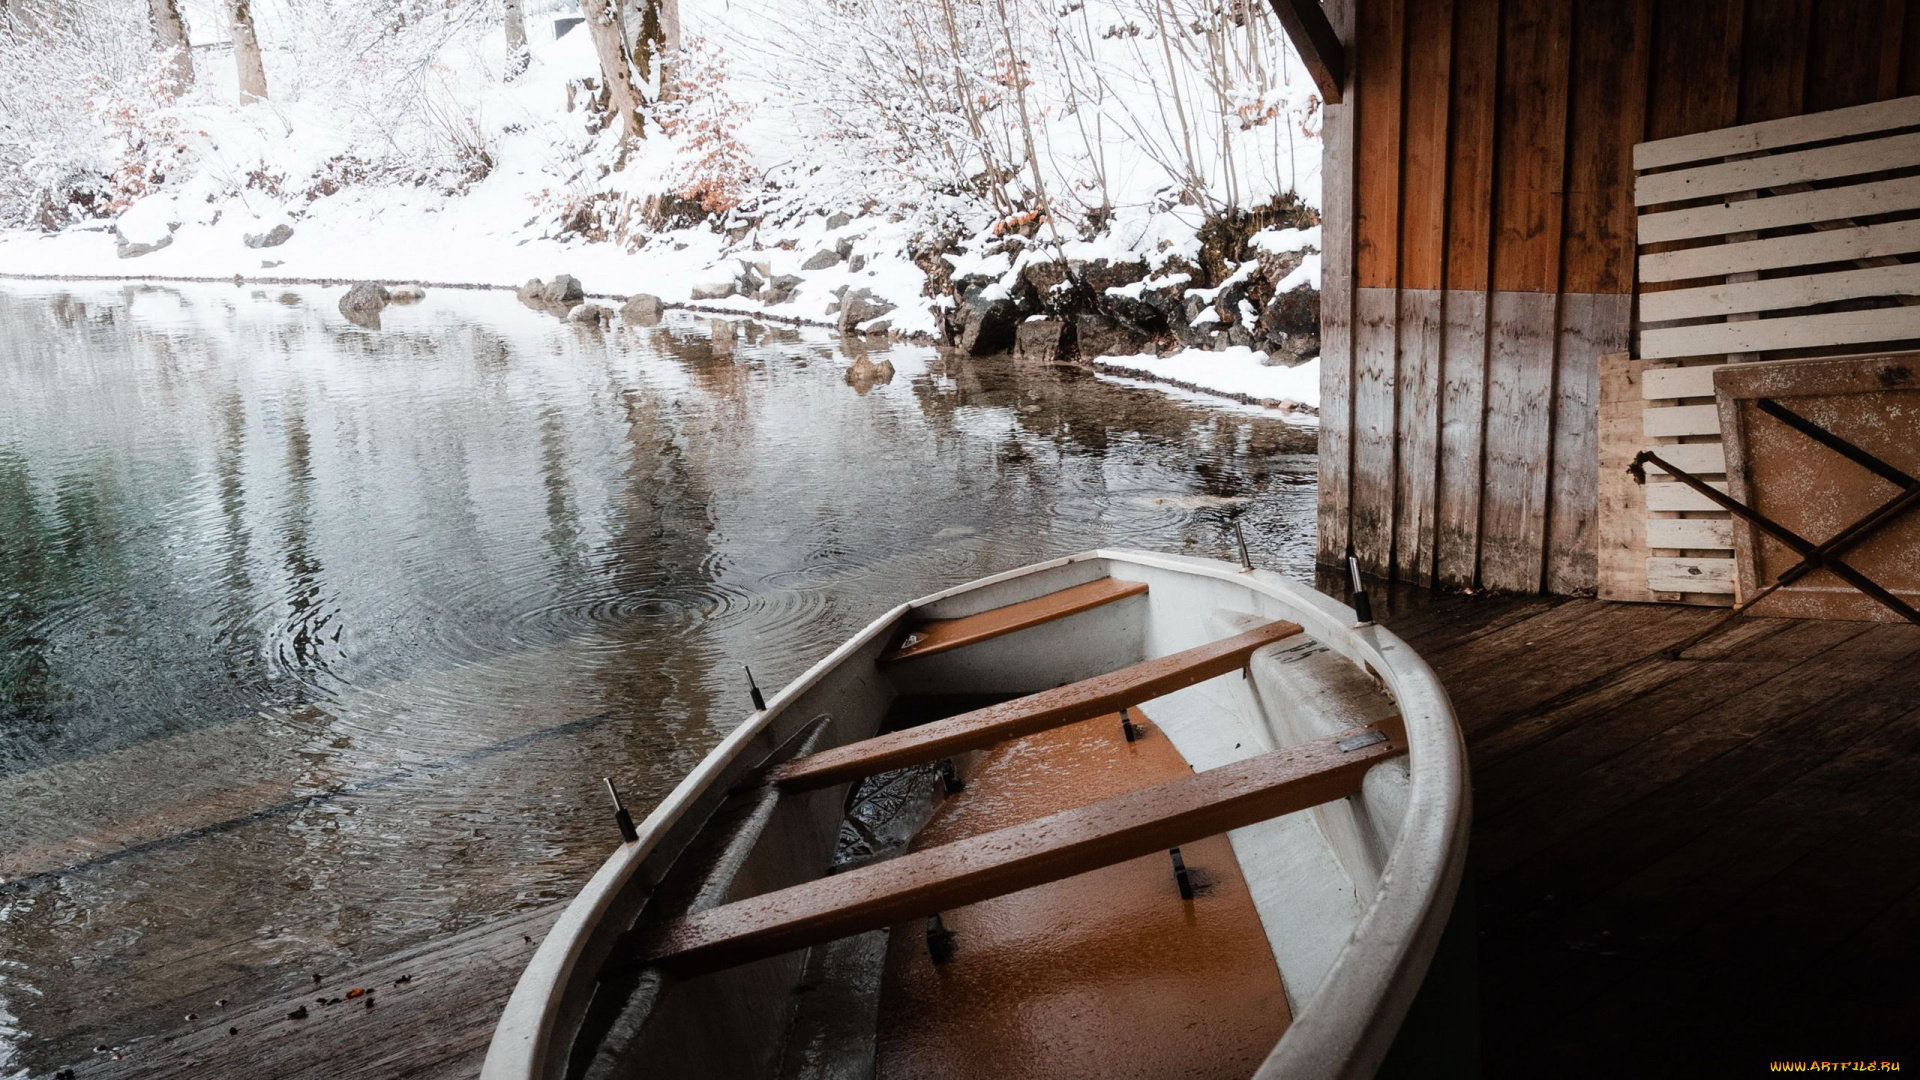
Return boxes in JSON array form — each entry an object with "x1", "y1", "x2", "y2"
[{"x1": 0, "y1": 281, "x2": 1315, "y2": 1072}]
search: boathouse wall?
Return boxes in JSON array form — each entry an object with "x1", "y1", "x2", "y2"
[{"x1": 1314, "y1": 0, "x2": 1920, "y2": 593}]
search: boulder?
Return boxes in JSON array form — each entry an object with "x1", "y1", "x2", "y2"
[
  {"x1": 620, "y1": 293, "x2": 664, "y2": 325},
  {"x1": 843, "y1": 355, "x2": 895, "y2": 394},
  {"x1": 244, "y1": 224, "x2": 294, "y2": 249},
  {"x1": 956, "y1": 291, "x2": 1019, "y2": 355},
  {"x1": 1072, "y1": 314, "x2": 1139, "y2": 361},
  {"x1": 735, "y1": 267, "x2": 764, "y2": 298},
  {"x1": 388, "y1": 283, "x2": 426, "y2": 303},
  {"x1": 1256, "y1": 282, "x2": 1321, "y2": 366},
  {"x1": 802, "y1": 248, "x2": 842, "y2": 271},
  {"x1": 1014, "y1": 320, "x2": 1067, "y2": 364},
  {"x1": 848, "y1": 254, "x2": 867, "y2": 273},
  {"x1": 863, "y1": 320, "x2": 892, "y2": 337},
  {"x1": 115, "y1": 232, "x2": 173, "y2": 259},
  {"x1": 568, "y1": 303, "x2": 614, "y2": 327},
  {"x1": 338, "y1": 282, "x2": 390, "y2": 329},
  {"x1": 836, "y1": 288, "x2": 896, "y2": 333},
  {"x1": 762, "y1": 274, "x2": 803, "y2": 306},
  {"x1": 835, "y1": 237, "x2": 854, "y2": 259},
  {"x1": 826, "y1": 211, "x2": 853, "y2": 230},
  {"x1": 690, "y1": 278, "x2": 737, "y2": 301},
  {"x1": 517, "y1": 275, "x2": 585, "y2": 308}
]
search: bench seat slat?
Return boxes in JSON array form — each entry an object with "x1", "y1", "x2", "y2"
[
  {"x1": 882, "y1": 578, "x2": 1149, "y2": 664},
  {"x1": 770, "y1": 621, "x2": 1306, "y2": 791}
]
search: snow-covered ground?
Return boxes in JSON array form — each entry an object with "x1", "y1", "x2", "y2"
[{"x1": 0, "y1": 0, "x2": 1326, "y2": 414}]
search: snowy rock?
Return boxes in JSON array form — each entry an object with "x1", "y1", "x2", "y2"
[
  {"x1": 338, "y1": 283, "x2": 390, "y2": 329},
  {"x1": 244, "y1": 224, "x2": 294, "y2": 249},
  {"x1": 826, "y1": 211, "x2": 853, "y2": 230},
  {"x1": 568, "y1": 303, "x2": 614, "y2": 327},
  {"x1": 835, "y1": 237, "x2": 854, "y2": 259},
  {"x1": 1014, "y1": 320, "x2": 1067, "y2": 364},
  {"x1": 620, "y1": 293, "x2": 664, "y2": 325},
  {"x1": 843, "y1": 355, "x2": 894, "y2": 393},
  {"x1": 1073, "y1": 314, "x2": 1134, "y2": 360},
  {"x1": 690, "y1": 278, "x2": 737, "y2": 301},
  {"x1": 956, "y1": 294, "x2": 1018, "y2": 355},
  {"x1": 388, "y1": 283, "x2": 426, "y2": 303},
  {"x1": 735, "y1": 267, "x2": 764, "y2": 298},
  {"x1": 802, "y1": 249, "x2": 841, "y2": 271},
  {"x1": 114, "y1": 229, "x2": 174, "y2": 259},
  {"x1": 518, "y1": 275, "x2": 584, "y2": 305},
  {"x1": 836, "y1": 289, "x2": 895, "y2": 333},
  {"x1": 849, "y1": 254, "x2": 867, "y2": 273},
  {"x1": 762, "y1": 274, "x2": 803, "y2": 306},
  {"x1": 863, "y1": 320, "x2": 892, "y2": 337}
]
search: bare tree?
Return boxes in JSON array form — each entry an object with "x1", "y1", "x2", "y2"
[
  {"x1": 226, "y1": 0, "x2": 267, "y2": 102},
  {"x1": 582, "y1": 0, "x2": 642, "y2": 140},
  {"x1": 502, "y1": 0, "x2": 528, "y2": 79},
  {"x1": 148, "y1": 0, "x2": 193, "y2": 91},
  {"x1": 656, "y1": 0, "x2": 679, "y2": 97}
]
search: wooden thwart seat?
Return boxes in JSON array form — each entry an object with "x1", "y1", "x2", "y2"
[
  {"x1": 770, "y1": 620, "x2": 1305, "y2": 791},
  {"x1": 634, "y1": 722, "x2": 1405, "y2": 979},
  {"x1": 880, "y1": 577, "x2": 1149, "y2": 664}
]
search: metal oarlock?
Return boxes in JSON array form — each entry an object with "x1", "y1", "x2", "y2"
[
  {"x1": 938, "y1": 758, "x2": 965, "y2": 795},
  {"x1": 1347, "y1": 549, "x2": 1374, "y2": 625},
  {"x1": 1121, "y1": 706, "x2": 1139, "y2": 742},
  {"x1": 605, "y1": 778, "x2": 638, "y2": 844},
  {"x1": 743, "y1": 664, "x2": 767, "y2": 711},
  {"x1": 1232, "y1": 519, "x2": 1254, "y2": 571},
  {"x1": 1170, "y1": 847, "x2": 1195, "y2": 899}
]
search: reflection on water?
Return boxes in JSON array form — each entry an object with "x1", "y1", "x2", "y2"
[{"x1": 0, "y1": 282, "x2": 1315, "y2": 1072}]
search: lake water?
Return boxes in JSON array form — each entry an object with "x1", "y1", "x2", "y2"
[{"x1": 0, "y1": 281, "x2": 1315, "y2": 1073}]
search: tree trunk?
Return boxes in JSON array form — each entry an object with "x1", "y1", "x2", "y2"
[
  {"x1": 226, "y1": 0, "x2": 267, "y2": 102},
  {"x1": 581, "y1": 0, "x2": 643, "y2": 140},
  {"x1": 502, "y1": 0, "x2": 528, "y2": 79},
  {"x1": 657, "y1": 0, "x2": 680, "y2": 97},
  {"x1": 149, "y1": 0, "x2": 194, "y2": 91}
]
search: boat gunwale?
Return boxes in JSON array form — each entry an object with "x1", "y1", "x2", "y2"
[{"x1": 479, "y1": 549, "x2": 1469, "y2": 1080}]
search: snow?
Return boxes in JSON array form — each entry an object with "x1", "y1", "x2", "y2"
[{"x1": 1093, "y1": 346, "x2": 1320, "y2": 418}]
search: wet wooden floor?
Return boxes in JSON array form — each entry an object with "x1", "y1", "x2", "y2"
[
  {"x1": 1374, "y1": 588, "x2": 1920, "y2": 1075},
  {"x1": 81, "y1": 591, "x2": 1920, "y2": 1078}
]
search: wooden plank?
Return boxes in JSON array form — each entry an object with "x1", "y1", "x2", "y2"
[
  {"x1": 1633, "y1": 95, "x2": 1920, "y2": 170},
  {"x1": 1314, "y1": 0, "x2": 1357, "y2": 570},
  {"x1": 1636, "y1": 176, "x2": 1920, "y2": 245},
  {"x1": 1561, "y1": 0, "x2": 1650, "y2": 295},
  {"x1": 882, "y1": 579, "x2": 1148, "y2": 664},
  {"x1": 1444, "y1": 0, "x2": 1501, "y2": 294},
  {"x1": 1398, "y1": 0, "x2": 1453, "y2": 292},
  {"x1": 1265, "y1": 0, "x2": 1347, "y2": 104},
  {"x1": 1354, "y1": 0, "x2": 1405, "y2": 289},
  {"x1": 1395, "y1": 289, "x2": 1443, "y2": 585},
  {"x1": 1643, "y1": 404, "x2": 1720, "y2": 438},
  {"x1": 643, "y1": 724, "x2": 1405, "y2": 977},
  {"x1": 1639, "y1": 305, "x2": 1920, "y2": 360},
  {"x1": 1352, "y1": 287, "x2": 1400, "y2": 575},
  {"x1": 1645, "y1": 556, "x2": 1737, "y2": 594},
  {"x1": 1641, "y1": 0, "x2": 1743, "y2": 144},
  {"x1": 1641, "y1": 365, "x2": 1724, "y2": 400},
  {"x1": 1598, "y1": 351, "x2": 1655, "y2": 602},
  {"x1": 1646, "y1": 518, "x2": 1735, "y2": 550},
  {"x1": 1638, "y1": 442, "x2": 1727, "y2": 475},
  {"x1": 770, "y1": 621, "x2": 1307, "y2": 791},
  {"x1": 1639, "y1": 263, "x2": 1920, "y2": 323},
  {"x1": 1436, "y1": 290, "x2": 1491, "y2": 587},
  {"x1": 1634, "y1": 131, "x2": 1920, "y2": 207},
  {"x1": 1480, "y1": 290, "x2": 1558, "y2": 592},
  {"x1": 1490, "y1": 0, "x2": 1572, "y2": 293},
  {"x1": 1806, "y1": 0, "x2": 1907, "y2": 113},
  {"x1": 1638, "y1": 219, "x2": 1920, "y2": 283},
  {"x1": 1736, "y1": 0, "x2": 1810, "y2": 125},
  {"x1": 1546, "y1": 293, "x2": 1625, "y2": 595},
  {"x1": 1644, "y1": 481, "x2": 1731, "y2": 512}
]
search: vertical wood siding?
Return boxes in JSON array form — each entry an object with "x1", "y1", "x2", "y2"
[{"x1": 1317, "y1": 0, "x2": 1920, "y2": 594}]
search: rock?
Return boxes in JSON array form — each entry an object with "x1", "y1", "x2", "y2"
[
  {"x1": 388, "y1": 283, "x2": 426, "y2": 303},
  {"x1": 762, "y1": 274, "x2": 803, "y2": 305},
  {"x1": 826, "y1": 211, "x2": 853, "y2": 230},
  {"x1": 957, "y1": 294, "x2": 1019, "y2": 355},
  {"x1": 517, "y1": 276, "x2": 586, "y2": 312},
  {"x1": 260, "y1": 260, "x2": 283, "y2": 269},
  {"x1": 1073, "y1": 314, "x2": 1138, "y2": 360},
  {"x1": 836, "y1": 289, "x2": 896, "y2": 333},
  {"x1": 835, "y1": 237, "x2": 854, "y2": 259},
  {"x1": 863, "y1": 320, "x2": 892, "y2": 337},
  {"x1": 1256, "y1": 281, "x2": 1321, "y2": 365},
  {"x1": 735, "y1": 267, "x2": 764, "y2": 299},
  {"x1": 338, "y1": 282, "x2": 390, "y2": 329},
  {"x1": 1014, "y1": 319, "x2": 1067, "y2": 364},
  {"x1": 568, "y1": 303, "x2": 614, "y2": 326},
  {"x1": 690, "y1": 278, "x2": 737, "y2": 301},
  {"x1": 115, "y1": 232, "x2": 173, "y2": 259},
  {"x1": 843, "y1": 355, "x2": 895, "y2": 394},
  {"x1": 244, "y1": 223, "x2": 293, "y2": 249},
  {"x1": 620, "y1": 293, "x2": 664, "y2": 325},
  {"x1": 802, "y1": 248, "x2": 842, "y2": 271},
  {"x1": 849, "y1": 254, "x2": 867, "y2": 273},
  {"x1": 547, "y1": 274, "x2": 585, "y2": 304}
]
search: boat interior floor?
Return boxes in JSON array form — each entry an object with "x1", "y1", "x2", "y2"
[{"x1": 870, "y1": 707, "x2": 1291, "y2": 1080}]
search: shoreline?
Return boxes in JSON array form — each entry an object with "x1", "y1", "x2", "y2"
[{"x1": 0, "y1": 270, "x2": 1318, "y2": 420}]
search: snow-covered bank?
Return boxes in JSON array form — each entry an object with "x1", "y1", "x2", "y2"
[{"x1": 1094, "y1": 347, "x2": 1320, "y2": 420}]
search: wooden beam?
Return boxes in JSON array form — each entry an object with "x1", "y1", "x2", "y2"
[
  {"x1": 771, "y1": 621, "x2": 1306, "y2": 791},
  {"x1": 1267, "y1": 0, "x2": 1347, "y2": 104},
  {"x1": 636, "y1": 723, "x2": 1405, "y2": 978},
  {"x1": 882, "y1": 578, "x2": 1147, "y2": 664}
]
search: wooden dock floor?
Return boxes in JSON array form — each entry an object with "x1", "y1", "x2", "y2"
[
  {"x1": 80, "y1": 591, "x2": 1918, "y2": 1078},
  {"x1": 1374, "y1": 589, "x2": 1920, "y2": 1074}
]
